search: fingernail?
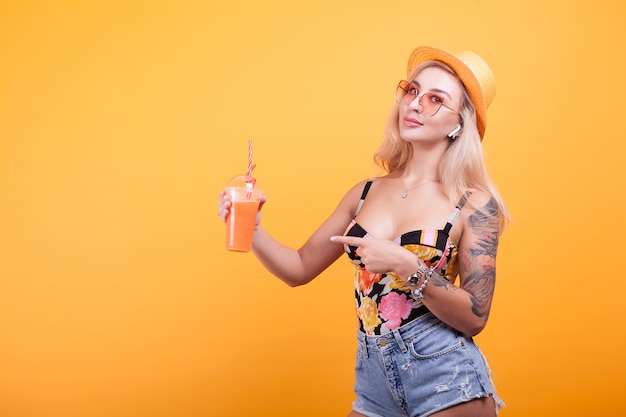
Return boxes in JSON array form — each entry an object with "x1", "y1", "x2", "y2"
[{"x1": 329, "y1": 236, "x2": 337, "y2": 242}]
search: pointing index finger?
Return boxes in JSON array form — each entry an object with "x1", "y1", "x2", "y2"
[{"x1": 330, "y1": 235, "x2": 364, "y2": 246}]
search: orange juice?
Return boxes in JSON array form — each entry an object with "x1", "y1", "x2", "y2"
[{"x1": 226, "y1": 199, "x2": 260, "y2": 252}]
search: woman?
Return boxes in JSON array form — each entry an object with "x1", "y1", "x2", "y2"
[{"x1": 218, "y1": 46, "x2": 507, "y2": 417}]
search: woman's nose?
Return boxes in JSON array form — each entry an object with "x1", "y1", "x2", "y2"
[{"x1": 409, "y1": 95, "x2": 424, "y2": 113}]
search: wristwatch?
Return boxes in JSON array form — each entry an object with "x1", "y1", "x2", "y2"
[{"x1": 406, "y1": 263, "x2": 430, "y2": 285}]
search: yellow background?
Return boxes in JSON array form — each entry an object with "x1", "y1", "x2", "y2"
[{"x1": 1, "y1": 1, "x2": 625, "y2": 416}]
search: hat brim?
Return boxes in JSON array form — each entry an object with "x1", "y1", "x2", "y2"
[{"x1": 407, "y1": 46, "x2": 487, "y2": 139}]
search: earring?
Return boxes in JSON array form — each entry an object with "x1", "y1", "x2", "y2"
[{"x1": 447, "y1": 124, "x2": 462, "y2": 140}]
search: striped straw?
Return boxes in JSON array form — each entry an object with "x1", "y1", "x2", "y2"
[
  {"x1": 247, "y1": 140, "x2": 253, "y2": 177},
  {"x1": 245, "y1": 140, "x2": 256, "y2": 189}
]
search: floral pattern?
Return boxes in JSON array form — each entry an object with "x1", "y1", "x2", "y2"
[
  {"x1": 379, "y1": 292, "x2": 415, "y2": 329},
  {"x1": 358, "y1": 296, "x2": 382, "y2": 334},
  {"x1": 343, "y1": 181, "x2": 472, "y2": 335},
  {"x1": 347, "y1": 239, "x2": 455, "y2": 335},
  {"x1": 357, "y1": 269, "x2": 381, "y2": 294}
]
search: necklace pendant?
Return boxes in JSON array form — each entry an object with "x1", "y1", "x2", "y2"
[{"x1": 401, "y1": 191, "x2": 408, "y2": 199}]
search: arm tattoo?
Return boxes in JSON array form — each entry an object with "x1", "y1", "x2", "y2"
[
  {"x1": 430, "y1": 272, "x2": 458, "y2": 291},
  {"x1": 463, "y1": 198, "x2": 499, "y2": 319}
]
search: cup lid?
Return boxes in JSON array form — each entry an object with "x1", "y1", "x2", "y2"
[{"x1": 227, "y1": 174, "x2": 258, "y2": 189}]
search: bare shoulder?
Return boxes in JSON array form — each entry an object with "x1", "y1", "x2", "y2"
[
  {"x1": 457, "y1": 189, "x2": 500, "y2": 247},
  {"x1": 462, "y1": 190, "x2": 498, "y2": 223},
  {"x1": 336, "y1": 178, "x2": 377, "y2": 217},
  {"x1": 466, "y1": 189, "x2": 492, "y2": 210}
]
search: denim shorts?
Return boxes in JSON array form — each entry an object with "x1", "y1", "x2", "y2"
[{"x1": 352, "y1": 312, "x2": 504, "y2": 417}]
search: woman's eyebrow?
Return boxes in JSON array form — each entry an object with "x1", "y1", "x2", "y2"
[{"x1": 430, "y1": 88, "x2": 452, "y2": 100}]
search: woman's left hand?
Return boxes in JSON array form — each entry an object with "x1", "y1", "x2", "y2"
[{"x1": 330, "y1": 235, "x2": 411, "y2": 275}]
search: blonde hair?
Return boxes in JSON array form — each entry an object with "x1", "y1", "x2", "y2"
[{"x1": 373, "y1": 61, "x2": 510, "y2": 230}]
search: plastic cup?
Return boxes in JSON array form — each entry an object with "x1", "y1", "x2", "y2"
[{"x1": 225, "y1": 187, "x2": 262, "y2": 252}]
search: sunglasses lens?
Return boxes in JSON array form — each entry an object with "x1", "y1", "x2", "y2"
[
  {"x1": 421, "y1": 93, "x2": 443, "y2": 116},
  {"x1": 421, "y1": 93, "x2": 433, "y2": 115},
  {"x1": 395, "y1": 81, "x2": 409, "y2": 102}
]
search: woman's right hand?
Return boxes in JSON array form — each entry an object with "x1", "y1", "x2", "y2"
[
  {"x1": 217, "y1": 190, "x2": 267, "y2": 230},
  {"x1": 217, "y1": 190, "x2": 231, "y2": 224}
]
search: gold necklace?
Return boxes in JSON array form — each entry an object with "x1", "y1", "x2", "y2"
[{"x1": 401, "y1": 179, "x2": 435, "y2": 199}]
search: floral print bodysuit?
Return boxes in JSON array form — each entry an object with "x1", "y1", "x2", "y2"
[{"x1": 343, "y1": 179, "x2": 474, "y2": 335}]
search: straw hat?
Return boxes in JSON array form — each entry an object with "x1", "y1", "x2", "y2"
[{"x1": 406, "y1": 46, "x2": 496, "y2": 139}]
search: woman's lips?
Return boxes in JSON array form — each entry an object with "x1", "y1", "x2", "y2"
[{"x1": 403, "y1": 117, "x2": 423, "y2": 128}]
